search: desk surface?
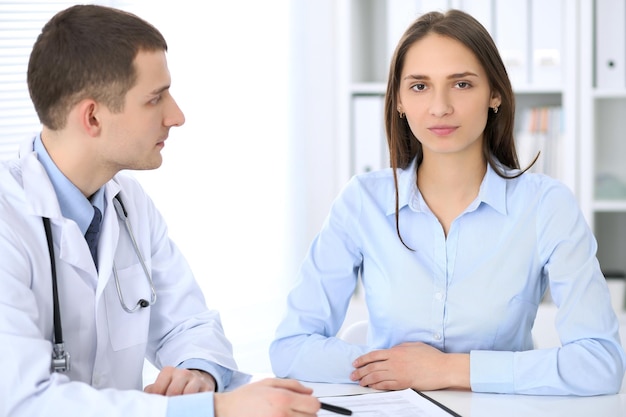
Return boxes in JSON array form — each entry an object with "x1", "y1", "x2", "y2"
[
  {"x1": 422, "y1": 374, "x2": 626, "y2": 417},
  {"x1": 304, "y1": 375, "x2": 626, "y2": 417},
  {"x1": 424, "y1": 388, "x2": 626, "y2": 417}
]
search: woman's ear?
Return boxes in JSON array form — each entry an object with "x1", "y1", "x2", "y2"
[
  {"x1": 490, "y1": 92, "x2": 502, "y2": 110},
  {"x1": 397, "y1": 100, "x2": 405, "y2": 118}
]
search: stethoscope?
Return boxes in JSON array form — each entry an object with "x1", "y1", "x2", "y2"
[{"x1": 42, "y1": 194, "x2": 157, "y2": 373}]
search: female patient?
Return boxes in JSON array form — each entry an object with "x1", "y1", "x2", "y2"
[{"x1": 270, "y1": 9, "x2": 626, "y2": 396}]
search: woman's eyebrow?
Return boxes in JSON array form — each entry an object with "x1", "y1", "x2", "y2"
[{"x1": 402, "y1": 71, "x2": 479, "y2": 81}]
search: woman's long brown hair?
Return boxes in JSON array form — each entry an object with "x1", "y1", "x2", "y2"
[{"x1": 383, "y1": 9, "x2": 537, "y2": 249}]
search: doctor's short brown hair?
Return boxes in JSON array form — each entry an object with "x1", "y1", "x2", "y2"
[{"x1": 27, "y1": 4, "x2": 168, "y2": 130}]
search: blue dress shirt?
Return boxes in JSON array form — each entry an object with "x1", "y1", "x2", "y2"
[
  {"x1": 270, "y1": 158, "x2": 626, "y2": 396},
  {"x1": 34, "y1": 134, "x2": 229, "y2": 416}
]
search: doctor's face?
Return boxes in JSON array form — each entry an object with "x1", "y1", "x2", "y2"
[{"x1": 98, "y1": 49, "x2": 185, "y2": 171}]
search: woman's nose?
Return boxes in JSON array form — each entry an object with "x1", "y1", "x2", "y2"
[{"x1": 429, "y1": 92, "x2": 453, "y2": 117}]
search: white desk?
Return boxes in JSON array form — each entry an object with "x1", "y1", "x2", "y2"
[
  {"x1": 423, "y1": 385, "x2": 626, "y2": 417},
  {"x1": 306, "y1": 372, "x2": 626, "y2": 417}
]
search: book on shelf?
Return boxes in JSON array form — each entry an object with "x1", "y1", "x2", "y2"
[{"x1": 515, "y1": 106, "x2": 563, "y2": 181}]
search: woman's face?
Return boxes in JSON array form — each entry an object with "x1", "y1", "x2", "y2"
[{"x1": 397, "y1": 33, "x2": 500, "y2": 160}]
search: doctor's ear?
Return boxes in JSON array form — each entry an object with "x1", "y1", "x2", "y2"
[{"x1": 76, "y1": 99, "x2": 102, "y2": 137}]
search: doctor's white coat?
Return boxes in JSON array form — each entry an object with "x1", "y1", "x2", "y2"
[{"x1": 0, "y1": 139, "x2": 242, "y2": 417}]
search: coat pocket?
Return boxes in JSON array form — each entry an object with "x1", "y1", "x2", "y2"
[{"x1": 104, "y1": 262, "x2": 151, "y2": 351}]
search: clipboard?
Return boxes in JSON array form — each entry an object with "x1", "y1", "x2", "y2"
[{"x1": 314, "y1": 385, "x2": 463, "y2": 416}]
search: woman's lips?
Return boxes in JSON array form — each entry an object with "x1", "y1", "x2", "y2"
[{"x1": 429, "y1": 126, "x2": 458, "y2": 136}]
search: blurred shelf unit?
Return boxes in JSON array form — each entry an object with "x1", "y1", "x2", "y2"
[
  {"x1": 338, "y1": 0, "x2": 626, "y2": 279},
  {"x1": 578, "y1": 0, "x2": 626, "y2": 279}
]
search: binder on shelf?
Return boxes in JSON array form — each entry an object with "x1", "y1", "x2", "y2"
[
  {"x1": 385, "y1": 0, "x2": 420, "y2": 65},
  {"x1": 456, "y1": 0, "x2": 493, "y2": 35},
  {"x1": 352, "y1": 95, "x2": 386, "y2": 175},
  {"x1": 530, "y1": 0, "x2": 563, "y2": 89},
  {"x1": 386, "y1": 1, "x2": 493, "y2": 67},
  {"x1": 417, "y1": 0, "x2": 449, "y2": 12},
  {"x1": 595, "y1": 0, "x2": 626, "y2": 89},
  {"x1": 494, "y1": 0, "x2": 529, "y2": 88}
]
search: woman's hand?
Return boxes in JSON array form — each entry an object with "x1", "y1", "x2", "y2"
[{"x1": 350, "y1": 342, "x2": 470, "y2": 391}]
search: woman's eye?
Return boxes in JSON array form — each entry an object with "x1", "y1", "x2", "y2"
[
  {"x1": 456, "y1": 81, "x2": 470, "y2": 89},
  {"x1": 411, "y1": 83, "x2": 426, "y2": 91}
]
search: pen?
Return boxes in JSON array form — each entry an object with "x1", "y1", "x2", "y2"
[{"x1": 320, "y1": 401, "x2": 353, "y2": 415}]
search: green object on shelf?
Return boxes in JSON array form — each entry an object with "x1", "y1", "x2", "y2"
[{"x1": 595, "y1": 174, "x2": 626, "y2": 199}]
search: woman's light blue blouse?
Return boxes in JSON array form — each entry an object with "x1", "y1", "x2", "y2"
[{"x1": 270, "y1": 159, "x2": 626, "y2": 395}]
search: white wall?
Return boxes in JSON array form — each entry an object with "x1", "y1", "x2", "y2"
[
  {"x1": 126, "y1": 0, "x2": 340, "y2": 374},
  {"x1": 285, "y1": 0, "x2": 340, "y2": 273}
]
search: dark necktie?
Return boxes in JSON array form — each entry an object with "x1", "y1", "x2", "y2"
[{"x1": 85, "y1": 206, "x2": 102, "y2": 267}]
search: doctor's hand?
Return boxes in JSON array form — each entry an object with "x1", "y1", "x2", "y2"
[
  {"x1": 350, "y1": 342, "x2": 470, "y2": 391},
  {"x1": 144, "y1": 366, "x2": 217, "y2": 396},
  {"x1": 214, "y1": 378, "x2": 320, "y2": 417}
]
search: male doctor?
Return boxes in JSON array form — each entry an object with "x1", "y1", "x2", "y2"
[{"x1": 0, "y1": 4, "x2": 319, "y2": 417}]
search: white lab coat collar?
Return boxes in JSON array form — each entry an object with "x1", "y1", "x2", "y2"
[
  {"x1": 19, "y1": 141, "x2": 62, "y2": 219},
  {"x1": 19, "y1": 137, "x2": 124, "y2": 284}
]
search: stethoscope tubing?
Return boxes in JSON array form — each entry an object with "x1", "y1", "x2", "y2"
[
  {"x1": 43, "y1": 193, "x2": 157, "y2": 372},
  {"x1": 43, "y1": 216, "x2": 68, "y2": 371},
  {"x1": 112, "y1": 196, "x2": 157, "y2": 313}
]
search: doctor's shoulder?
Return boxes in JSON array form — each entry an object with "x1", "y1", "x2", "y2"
[
  {"x1": 0, "y1": 157, "x2": 24, "y2": 188},
  {"x1": 0, "y1": 159, "x2": 29, "y2": 212}
]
